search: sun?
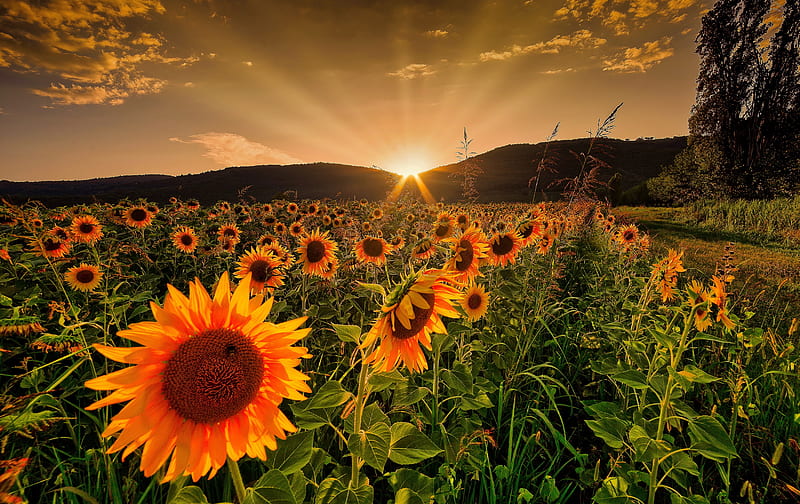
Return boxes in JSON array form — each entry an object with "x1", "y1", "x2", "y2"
[{"x1": 381, "y1": 148, "x2": 436, "y2": 176}]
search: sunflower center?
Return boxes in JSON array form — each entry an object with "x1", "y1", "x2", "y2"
[
  {"x1": 180, "y1": 234, "x2": 194, "y2": 246},
  {"x1": 223, "y1": 228, "x2": 237, "y2": 237},
  {"x1": 467, "y1": 293, "x2": 483, "y2": 310},
  {"x1": 362, "y1": 238, "x2": 384, "y2": 258},
  {"x1": 455, "y1": 239, "x2": 474, "y2": 271},
  {"x1": 76, "y1": 269, "x2": 95, "y2": 284},
  {"x1": 393, "y1": 292, "x2": 436, "y2": 340},
  {"x1": 306, "y1": 240, "x2": 326, "y2": 263},
  {"x1": 434, "y1": 224, "x2": 450, "y2": 238},
  {"x1": 79, "y1": 222, "x2": 95, "y2": 234},
  {"x1": 492, "y1": 235, "x2": 514, "y2": 255},
  {"x1": 249, "y1": 260, "x2": 271, "y2": 283},
  {"x1": 43, "y1": 238, "x2": 61, "y2": 251},
  {"x1": 162, "y1": 328, "x2": 264, "y2": 424},
  {"x1": 623, "y1": 230, "x2": 635, "y2": 242},
  {"x1": 130, "y1": 209, "x2": 148, "y2": 222},
  {"x1": 518, "y1": 224, "x2": 534, "y2": 239}
]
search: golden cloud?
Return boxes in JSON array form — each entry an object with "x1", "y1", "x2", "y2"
[
  {"x1": 479, "y1": 29, "x2": 607, "y2": 62},
  {"x1": 602, "y1": 36, "x2": 674, "y2": 72},
  {"x1": 0, "y1": 0, "x2": 196, "y2": 106},
  {"x1": 170, "y1": 133, "x2": 302, "y2": 166},
  {"x1": 387, "y1": 63, "x2": 437, "y2": 79}
]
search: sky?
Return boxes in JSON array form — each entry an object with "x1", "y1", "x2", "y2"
[{"x1": 0, "y1": 0, "x2": 712, "y2": 180}]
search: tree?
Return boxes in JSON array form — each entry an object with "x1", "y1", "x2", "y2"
[{"x1": 673, "y1": 0, "x2": 800, "y2": 200}]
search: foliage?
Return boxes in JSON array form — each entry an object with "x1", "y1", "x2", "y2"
[{"x1": 0, "y1": 196, "x2": 796, "y2": 504}]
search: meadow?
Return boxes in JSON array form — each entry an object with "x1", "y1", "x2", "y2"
[{"x1": 0, "y1": 196, "x2": 797, "y2": 504}]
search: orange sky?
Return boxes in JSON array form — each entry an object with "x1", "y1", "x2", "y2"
[{"x1": 0, "y1": 0, "x2": 712, "y2": 180}]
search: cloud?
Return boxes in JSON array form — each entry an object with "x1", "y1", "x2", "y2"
[
  {"x1": 425, "y1": 29, "x2": 449, "y2": 38},
  {"x1": 602, "y1": 37, "x2": 674, "y2": 72},
  {"x1": 0, "y1": 0, "x2": 198, "y2": 106},
  {"x1": 541, "y1": 67, "x2": 576, "y2": 74},
  {"x1": 170, "y1": 133, "x2": 302, "y2": 166},
  {"x1": 553, "y1": 0, "x2": 700, "y2": 29},
  {"x1": 242, "y1": 61, "x2": 254, "y2": 67},
  {"x1": 387, "y1": 63, "x2": 437, "y2": 79},
  {"x1": 479, "y1": 30, "x2": 606, "y2": 62}
]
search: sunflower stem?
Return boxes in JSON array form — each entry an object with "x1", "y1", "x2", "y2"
[
  {"x1": 350, "y1": 341, "x2": 375, "y2": 488},
  {"x1": 227, "y1": 457, "x2": 247, "y2": 503}
]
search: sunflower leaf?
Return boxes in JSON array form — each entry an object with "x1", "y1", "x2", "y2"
[
  {"x1": 265, "y1": 431, "x2": 314, "y2": 475},
  {"x1": 244, "y1": 469, "x2": 297, "y2": 504},
  {"x1": 348, "y1": 421, "x2": 391, "y2": 471},
  {"x1": 388, "y1": 422, "x2": 442, "y2": 465},
  {"x1": 306, "y1": 380, "x2": 352, "y2": 410},
  {"x1": 388, "y1": 469, "x2": 435, "y2": 502},
  {"x1": 394, "y1": 488, "x2": 425, "y2": 504},
  {"x1": 167, "y1": 486, "x2": 210, "y2": 504},
  {"x1": 356, "y1": 282, "x2": 386, "y2": 298},
  {"x1": 332, "y1": 324, "x2": 362, "y2": 344},
  {"x1": 315, "y1": 477, "x2": 374, "y2": 504}
]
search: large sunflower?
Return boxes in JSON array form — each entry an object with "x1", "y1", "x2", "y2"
[
  {"x1": 235, "y1": 248, "x2": 285, "y2": 294},
  {"x1": 65, "y1": 264, "x2": 103, "y2": 292},
  {"x1": 85, "y1": 273, "x2": 311, "y2": 482},
  {"x1": 355, "y1": 236, "x2": 390, "y2": 266},
  {"x1": 296, "y1": 229, "x2": 338, "y2": 277},
  {"x1": 443, "y1": 226, "x2": 488, "y2": 281},
  {"x1": 361, "y1": 269, "x2": 461, "y2": 373},
  {"x1": 70, "y1": 215, "x2": 103, "y2": 244},
  {"x1": 461, "y1": 283, "x2": 489, "y2": 322}
]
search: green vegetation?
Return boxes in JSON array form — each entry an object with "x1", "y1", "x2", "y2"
[{"x1": 0, "y1": 196, "x2": 797, "y2": 503}]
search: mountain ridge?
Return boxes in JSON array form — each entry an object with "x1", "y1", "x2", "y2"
[{"x1": 0, "y1": 136, "x2": 687, "y2": 205}]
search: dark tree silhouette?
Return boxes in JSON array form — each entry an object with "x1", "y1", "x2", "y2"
[{"x1": 689, "y1": 0, "x2": 800, "y2": 198}]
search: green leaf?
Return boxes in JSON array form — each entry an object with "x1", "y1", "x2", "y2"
[
  {"x1": 394, "y1": 488, "x2": 425, "y2": 504},
  {"x1": 678, "y1": 365, "x2": 719, "y2": 384},
  {"x1": 612, "y1": 370, "x2": 649, "y2": 390},
  {"x1": 168, "y1": 486, "x2": 210, "y2": 504},
  {"x1": 348, "y1": 421, "x2": 391, "y2": 471},
  {"x1": 307, "y1": 380, "x2": 352, "y2": 410},
  {"x1": 441, "y1": 365, "x2": 473, "y2": 394},
  {"x1": 460, "y1": 392, "x2": 493, "y2": 411},
  {"x1": 585, "y1": 417, "x2": 629, "y2": 450},
  {"x1": 628, "y1": 425, "x2": 671, "y2": 462},
  {"x1": 265, "y1": 431, "x2": 314, "y2": 475},
  {"x1": 389, "y1": 422, "x2": 442, "y2": 465},
  {"x1": 332, "y1": 324, "x2": 362, "y2": 344},
  {"x1": 244, "y1": 469, "x2": 296, "y2": 504},
  {"x1": 392, "y1": 383, "x2": 428, "y2": 407},
  {"x1": 288, "y1": 472, "x2": 307, "y2": 504},
  {"x1": 315, "y1": 478, "x2": 374, "y2": 504},
  {"x1": 688, "y1": 416, "x2": 737, "y2": 462},
  {"x1": 366, "y1": 370, "x2": 405, "y2": 392},
  {"x1": 357, "y1": 282, "x2": 386, "y2": 297},
  {"x1": 345, "y1": 403, "x2": 389, "y2": 434},
  {"x1": 387, "y1": 468, "x2": 435, "y2": 501}
]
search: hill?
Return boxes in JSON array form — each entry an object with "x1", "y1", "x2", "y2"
[{"x1": 0, "y1": 137, "x2": 686, "y2": 205}]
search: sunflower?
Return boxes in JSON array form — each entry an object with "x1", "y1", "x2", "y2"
[
  {"x1": 263, "y1": 243, "x2": 295, "y2": 269},
  {"x1": 220, "y1": 239, "x2": 236, "y2": 253},
  {"x1": 235, "y1": 249, "x2": 284, "y2": 294},
  {"x1": 35, "y1": 235, "x2": 70, "y2": 258},
  {"x1": 289, "y1": 222, "x2": 305, "y2": 238},
  {"x1": 65, "y1": 264, "x2": 103, "y2": 292},
  {"x1": 172, "y1": 227, "x2": 198, "y2": 253},
  {"x1": 361, "y1": 269, "x2": 461, "y2": 373},
  {"x1": 70, "y1": 215, "x2": 103, "y2": 244},
  {"x1": 443, "y1": 226, "x2": 488, "y2": 281},
  {"x1": 257, "y1": 234, "x2": 278, "y2": 248},
  {"x1": 650, "y1": 249, "x2": 686, "y2": 303},
  {"x1": 322, "y1": 215, "x2": 333, "y2": 226},
  {"x1": 411, "y1": 238, "x2": 436, "y2": 261},
  {"x1": 372, "y1": 208, "x2": 383, "y2": 220},
  {"x1": 306, "y1": 203, "x2": 318, "y2": 216},
  {"x1": 432, "y1": 214, "x2": 455, "y2": 242},
  {"x1": 536, "y1": 232, "x2": 554, "y2": 255},
  {"x1": 85, "y1": 273, "x2": 312, "y2": 482},
  {"x1": 615, "y1": 225, "x2": 639, "y2": 248},
  {"x1": 461, "y1": 284, "x2": 489, "y2": 322},
  {"x1": 687, "y1": 280, "x2": 712, "y2": 332},
  {"x1": 274, "y1": 222, "x2": 287, "y2": 235},
  {"x1": 355, "y1": 237, "x2": 390, "y2": 266},
  {"x1": 487, "y1": 231, "x2": 522, "y2": 266},
  {"x1": 50, "y1": 226, "x2": 71, "y2": 243},
  {"x1": 124, "y1": 207, "x2": 153, "y2": 228},
  {"x1": 388, "y1": 234, "x2": 406, "y2": 252},
  {"x1": 0, "y1": 316, "x2": 45, "y2": 336},
  {"x1": 297, "y1": 230, "x2": 338, "y2": 277},
  {"x1": 455, "y1": 213, "x2": 470, "y2": 231},
  {"x1": 709, "y1": 275, "x2": 735, "y2": 329},
  {"x1": 286, "y1": 203, "x2": 298, "y2": 214},
  {"x1": 218, "y1": 224, "x2": 240, "y2": 244},
  {"x1": 516, "y1": 219, "x2": 542, "y2": 248}
]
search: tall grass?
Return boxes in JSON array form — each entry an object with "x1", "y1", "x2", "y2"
[{"x1": 686, "y1": 195, "x2": 800, "y2": 246}]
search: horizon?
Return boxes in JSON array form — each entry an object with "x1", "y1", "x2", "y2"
[{"x1": 1, "y1": 1, "x2": 714, "y2": 181}]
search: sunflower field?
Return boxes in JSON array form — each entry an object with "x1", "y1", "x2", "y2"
[{"x1": 0, "y1": 197, "x2": 798, "y2": 504}]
